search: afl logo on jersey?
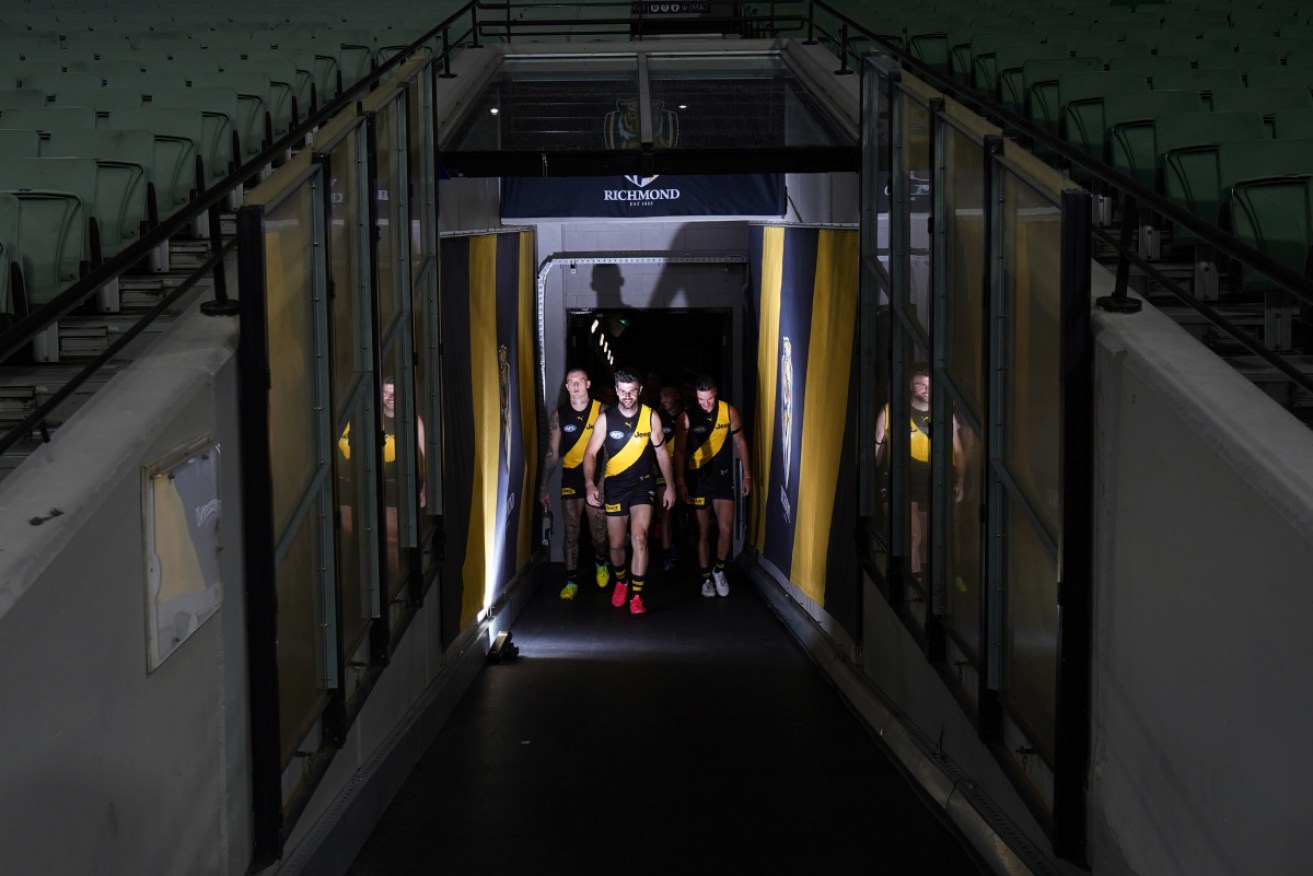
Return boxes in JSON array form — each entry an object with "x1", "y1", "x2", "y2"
[
  {"x1": 563, "y1": 424, "x2": 579, "y2": 433},
  {"x1": 609, "y1": 430, "x2": 626, "y2": 440},
  {"x1": 691, "y1": 424, "x2": 708, "y2": 434}
]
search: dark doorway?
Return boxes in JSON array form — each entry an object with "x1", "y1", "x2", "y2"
[{"x1": 566, "y1": 308, "x2": 732, "y2": 399}]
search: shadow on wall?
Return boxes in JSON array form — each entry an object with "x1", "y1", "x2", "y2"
[{"x1": 592, "y1": 263, "x2": 624, "y2": 307}]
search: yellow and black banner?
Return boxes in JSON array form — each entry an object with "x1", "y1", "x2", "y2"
[
  {"x1": 439, "y1": 230, "x2": 538, "y2": 642},
  {"x1": 748, "y1": 225, "x2": 860, "y2": 634}
]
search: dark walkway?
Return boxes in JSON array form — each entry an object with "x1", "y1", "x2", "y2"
[{"x1": 348, "y1": 562, "x2": 988, "y2": 874}]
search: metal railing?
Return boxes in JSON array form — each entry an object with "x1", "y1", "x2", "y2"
[
  {"x1": 802, "y1": 0, "x2": 1313, "y2": 405},
  {"x1": 0, "y1": 3, "x2": 485, "y2": 458}
]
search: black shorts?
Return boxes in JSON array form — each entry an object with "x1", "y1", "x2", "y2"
[
  {"x1": 909, "y1": 460, "x2": 930, "y2": 507},
  {"x1": 561, "y1": 465, "x2": 588, "y2": 500},
  {"x1": 604, "y1": 476, "x2": 655, "y2": 517},
  {"x1": 687, "y1": 463, "x2": 734, "y2": 505}
]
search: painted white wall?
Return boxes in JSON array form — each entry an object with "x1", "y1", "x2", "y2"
[
  {"x1": 1087, "y1": 285, "x2": 1313, "y2": 876},
  {"x1": 848, "y1": 259, "x2": 1313, "y2": 872},
  {"x1": 0, "y1": 302, "x2": 252, "y2": 876},
  {"x1": 0, "y1": 292, "x2": 491, "y2": 875}
]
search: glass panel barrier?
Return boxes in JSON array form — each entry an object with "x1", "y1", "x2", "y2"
[
  {"x1": 863, "y1": 60, "x2": 1092, "y2": 848},
  {"x1": 900, "y1": 92, "x2": 933, "y2": 336},
  {"x1": 937, "y1": 105, "x2": 997, "y2": 679},
  {"x1": 408, "y1": 69, "x2": 441, "y2": 567},
  {"x1": 328, "y1": 122, "x2": 370, "y2": 422},
  {"x1": 265, "y1": 183, "x2": 319, "y2": 538},
  {"x1": 335, "y1": 390, "x2": 375, "y2": 657},
  {"x1": 276, "y1": 504, "x2": 328, "y2": 765},
  {"x1": 324, "y1": 120, "x2": 380, "y2": 655},
  {"x1": 1003, "y1": 176, "x2": 1062, "y2": 541},
  {"x1": 945, "y1": 404, "x2": 984, "y2": 661},
  {"x1": 1004, "y1": 491, "x2": 1059, "y2": 762},
  {"x1": 380, "y1": 343, "x2": 414, "y2": 606},
  {"x1": 374, "y1": 97, "x2": 404, "y2": 336},
  {"x1": 944, "y1": 121, "x2": 987, "y2": 419}
]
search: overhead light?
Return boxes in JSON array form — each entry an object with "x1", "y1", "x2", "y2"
[
  {"x1": 489, "y1": 107, "x2": 500, "y2": 115},
  {"x1": 591, "y1": 318, "x2": 600, "y2": 333}
]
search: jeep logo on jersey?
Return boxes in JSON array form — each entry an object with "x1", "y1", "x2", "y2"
[{"x1": 609, "y1": 430, "x2": 626, "y2": 440}]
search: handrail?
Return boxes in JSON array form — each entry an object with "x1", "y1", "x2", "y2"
[
  {"x1": 0, "y1": 2, "x2": 484, "y2": 457},
  {"x1": 803, "y1": 0, "x2": 1313, "y2": 310},
  {"x1": 800, "y1": 0, "x2": 1313, "y2": 415}
]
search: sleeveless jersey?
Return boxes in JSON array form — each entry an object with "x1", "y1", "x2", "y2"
[
  {"x1": 603, "y1": 403, "x2": 656, "y2": 484},
  {"x1": 685, "y1": 400, "x2": 731, "y2": 473},
  {"x1": 558, "y1": 399, "x2": 602, "y2": 472},
  {"x1": 882, "y1": 403, "x2": 932, "y2": 463}
]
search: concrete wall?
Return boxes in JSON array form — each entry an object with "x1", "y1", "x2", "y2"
[
  {"x1": 1088, "y1": 287, "x2": 1313, "y2": 876},
  {"x1": 805, "y1": 260, "x2": 1313, "y2": 873},
  {"x1": 0, "y1": 291, "x2": 512, "y2": 875},
  {"x1": 0, "y1": 302, "x2": 252, "y2": 875}
]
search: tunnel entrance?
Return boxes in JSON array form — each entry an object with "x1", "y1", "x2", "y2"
[{"x1": 564, "y1": 307, "x2": 732, "y2": 401}]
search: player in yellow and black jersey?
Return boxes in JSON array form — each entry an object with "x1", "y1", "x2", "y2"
[{"x1": 582, "y1": 368, "x2": 676, "y2": 616}]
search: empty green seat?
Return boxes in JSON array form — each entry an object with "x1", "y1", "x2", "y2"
[
  {"x1": 0, "y1": 106, "x2": 98, "y2": 135},
  {"x1": 102, "y1": 107, "x2": 205, "y2": 217},
  {"x1": 0, "y1": 158, "x2": 97, "y2": 305},
  {"x1": 1150, "y1": 68, "x2": 1245, "y2": 109},
  {"x1": 1108, "y1": 55, "x2": 1193, "y2": 79},
  {"x1": 1174, "y1": 37, "x2": 1237, "y2": 62},
  {"x1": 1245, "y1": 66, "x2": 1313, "y2": 90},
  {"x1": 1196, "y1": 51, "x2": 1285, "y2": 73},
  {"x1": 47, "y1": 87, "x2": 145, "y2": 119},
  {"x1": 322, "y1": 31, "x2": 377, "y2": 91},
  {"x1": 966, "y1": 33, "x2": 1041, "y2": 94},
  {"x1": 1058, "y1": 70, "x2": 1152, "y2": 160},
  {"x1": 1023, "y1": 55, "x2": 1104, "y2": 133},
  {"x1": 0, "y1": 87, "x2": 48, "y2": 108},
  {"x1": 902, "y1": 16, "x2": 966, "y2": 74},
  {"x1": 14, "y1": 71, "x2": 106, "y2": 96},
  {"x1": 1154, "y1": 111, "x2": 1267, "y2": 246},
  {"x1": 1236, "y1": 35, "x2": 1306, "y2": 59},
  {"x1": 0, "y1": 129, "x2": 40, "y2": 158},
  {"x1": 1220, "y1": 138, "x2": 1313, "y2": 290},
  {"x1": 269, "y1": 38, "x2": 344, "y2": 104},
  {"x1": 1073, "y1": 38, "x2": 1153, "y2": 64},
  {"x1": 1212, "y1": 86, "x2": 1313, "y2": 134},
  {"x1": 996, "y1": 43, "x2": 1071, "y2": 115},
  {"x1": 43, "y1": 129, "x2": 153, "y2": 256},
  {"x1": 148, "y1": 86, "x2": 240, "y2": 184},
  {"x1": 1105, "y1": 89, "x2": 1205, "y2": 189},
  {"x1": 1272, "y1": 109, "x2": 1313, "y2": 140},
  {"x1": 226, "y1": 55, "x2": 314, "y2": 122},
  {"x1": 188, "y1": 70, "x2": 275, "y2": 158},
  {"x1": 0, "y1": 192, "x2": 21, "y2": 324}
]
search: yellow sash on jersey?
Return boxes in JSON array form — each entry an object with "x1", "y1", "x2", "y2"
[
  {"x1": 606, "y1": 404, "x2": 654, "y2": 476},
  {"x1": 689, "y1": 401, "x2": 729, "y2": 470},
  {"x1": 339, "y1": 422, "x2": 397, "y2": 463},
  {"x1": 561, "y1": 399, "x2": 601, "y2": 470}
]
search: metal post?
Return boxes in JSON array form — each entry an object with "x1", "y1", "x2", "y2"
[
  {"x1": 1054, "y1": 187, "x2": 1094, "y2": 865},
  {"x1": 1098, "y1": 192, "x2": 1143, "y2": 313}
]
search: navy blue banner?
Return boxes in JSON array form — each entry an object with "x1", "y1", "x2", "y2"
[{"x1": 501, "y1": 174, "x2": 786, "y2": 219}]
